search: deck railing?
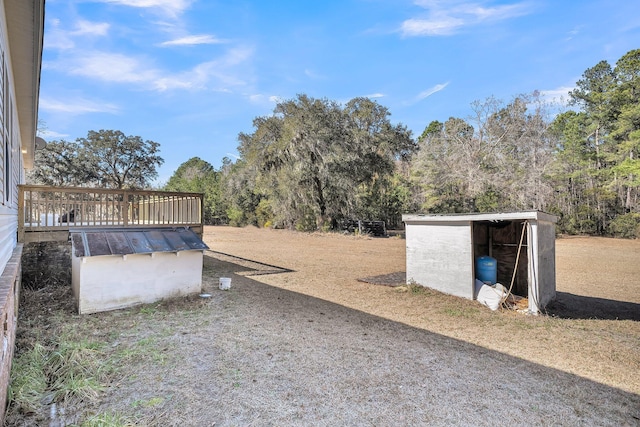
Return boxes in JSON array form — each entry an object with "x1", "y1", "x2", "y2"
[{"x1": 18, "y1": 185, "x2": 204, "y2": 242}]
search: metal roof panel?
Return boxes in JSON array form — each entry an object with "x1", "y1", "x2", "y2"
[
  {"x1": 84, "y1": 232, "x2": 111, "y2": 256},
  {"x1": 70, "y1": 227, "x2": 208, "y2": 257}
]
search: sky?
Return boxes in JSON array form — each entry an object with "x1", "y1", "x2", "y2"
[{"x1": 38, "y1": 0, "x2": 640, "y2": 184}]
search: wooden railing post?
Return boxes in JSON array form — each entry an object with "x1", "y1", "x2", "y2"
[
  {"x1": 19, "y1": 185, "x2": 205, "y2": 241},
  {"x1": 17, "y1": 185, "x2": 24, "y2": 243},
  {"x1": 123, "y1": 190, "x2": 129, "y2": 227}
]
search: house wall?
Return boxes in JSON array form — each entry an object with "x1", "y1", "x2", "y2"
[
  {"x1": 0, "y1": 2, "x2": 34, "y2": 422},
  {"x1": 72, "y1": 251, "x2": 204, "y2": 314},
  {"x1": 405, "y1": 221, "x2": 474, "y2": 299},
  {"x1": 0, "y1": 3, "x2": 21, "y2": 278}
]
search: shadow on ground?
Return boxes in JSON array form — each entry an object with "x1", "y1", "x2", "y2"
[
  {"x1": 189, "y1": 254, "x2": 640, "y2": 426},
  {"x1": 546, "y1": 292, "x2": 640, "y2": 321},
  {"x1": 358, "y1": 270, "x2": 640, "y2": 321},
  {"x1": 13, "y1": 254, "x2": 639, "y2": 426}
]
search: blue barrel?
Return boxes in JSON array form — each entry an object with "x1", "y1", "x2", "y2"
[{"x1": 476, "y1": 256, "x2": 497, "y2": 284}]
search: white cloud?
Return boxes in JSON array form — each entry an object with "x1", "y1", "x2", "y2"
[
  {"x1": 37, "y1": 130, "x2": 70, "y2": 139},
  {"x1": 364, "y1": 93, "x2": 385, "y2": 99},
  {"x1": 39, "y1": 97, "x2": 120, "y2": 115},
  {"x1": 401, "y1": 1, "x2": 533, "y2": 37},
  {"x1": 160, "y1": 34, "x2": 227, "y2": 46},
  {"x1": 73, "y1": 19, "x2": 110, "y2": 36},
  {"x1": 44, "y1": 18, "x2": 110, "y2": 50},
  {"x1": 65, "y1": 52, "x2": 159, "y2": 83},
  {"x1": 564, "y1": 26, "x2": 581, "y2": 42},
  {"x1": 304, "y1": 69, "x2": 326, "y2": 79},
  {"x1": 540, "y1": 86, "x2": 573, "y2": 105},
  {"x1": 152, "y1": 46, "x2": 254, "y2": 91},
  {"x1": 96, "y1": 0, "x2": 194, "y2": 17},
  {"x1": 417, "y1": 82, "x2": 449, "y2": 100},
  {"x1": 401, "y1": 16, "x2": 464, "y2": 36},
  {"x1": 52, "y1": 43, "x2": 254, "y2": 92},
  {"x1": 163, "y1": 46, "x2": 253, "y2": 90}
]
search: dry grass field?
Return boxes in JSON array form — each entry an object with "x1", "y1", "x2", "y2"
[{"x1": 6, "y1": 226, "x2": 640, "y2": 426}]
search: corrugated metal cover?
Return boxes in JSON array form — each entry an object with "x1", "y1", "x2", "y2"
[{"x1": 70, "y1": 227, "x2": 208, "y2": 257}]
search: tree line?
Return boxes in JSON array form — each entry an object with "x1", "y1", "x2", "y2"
[{"x1": 30, "y1": 49, "x2": 640, "y2": 237}]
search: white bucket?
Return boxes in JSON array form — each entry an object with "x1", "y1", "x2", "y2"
[{"x1": 219, "y1": 277, "x2": 231, "y2": 291}]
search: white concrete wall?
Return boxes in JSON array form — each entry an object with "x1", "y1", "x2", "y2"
[
  {"x1": 405, "y1": 221, "x2": 474, "y2": 299},
  {"x1": 72, "y1": 251, "x2": 203, "y2": 314}
]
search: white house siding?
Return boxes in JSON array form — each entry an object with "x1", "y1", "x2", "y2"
[
  {"x1": 0, "y1": 207, "x2": 16, "y2": 275},
  {"x1": 0, "y1": 9, "x2": 19, "y2": 274},
  {"x1": 0, "y1": 1, "x2": 43, "y2": 421}
]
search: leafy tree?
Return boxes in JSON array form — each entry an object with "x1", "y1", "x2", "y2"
[
  {"x1": 610, "y1": 49, "x2": 640, "y2": 213},
  {"x1": 231, "y1": 94, "x2": 414, "y2": 230},
  {"x1": 220, "y1": 157, "x2": 263, "y2": 227},
  {"x1": 548, "y1": 48, "x2": 640, "y2": 235},
  {"x1": 77, "y1": 130, "x2": 163, "y2": 189},
  {"x1": 547, "y1": 111, "x2": 601, "y2": 234},
  {"x1": 164, "y1": 157, "x2": 224, "y2": 224},
  {"x1": 28, "y1": 140, "x2": 83, "y2": 186},
  {"x1": 344, "y1": 98, "x2": 415, "y2": 223},
  {"x1": 411, "y1": 93, "x2": 555, "y2": 214},
  {"x1": 29, "y1": 130, "x2": 164, "y2": 190}
]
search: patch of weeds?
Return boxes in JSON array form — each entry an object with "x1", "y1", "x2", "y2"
[
  {"x1": 48, "y1": 338, "x2": 110, "y2": 402},
  {"x1": 511, "y1": 318, "x2": 536, "y2": 330},
  {"x1": 137, "y1": 337, "x2": 168, "y2": 364},
  {"x1": 7, "y1": 335, "x2": 110, "y2": 418},
  {"x1": 132, "y1": 396, "x2": 165, "y2": 409},
  {"x1": 406, "y1": 281, "x2": 426, "y2": 294},
  {"x1": 441, "y1": 307, "x2": 480, "y2": 318},
  {"x1": 116, "y1": 336, "x2": 169, "y2": 366},
  {"x1": 139, "y1": 304, "x2": 160, "y2": 316},
  {"x1": 230, "y1": 369, "x2": 242, "y2": 388},
  {"x1": 79, "y1": 411, "x2": 137, "y2": 427},
  {"x1": 7, "y1": 343, "x2": 48, "y2": 413}
]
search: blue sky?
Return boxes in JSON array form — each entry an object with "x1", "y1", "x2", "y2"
[{"x1": 38, "y1": 0, "x2": 640, "y2": 184}]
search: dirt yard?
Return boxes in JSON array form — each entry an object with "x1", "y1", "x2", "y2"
[{"x1": 7, "y1": 226, "x2": 640, "y2": 426}]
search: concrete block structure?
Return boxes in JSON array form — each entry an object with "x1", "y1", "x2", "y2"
[{"x1": 402, "y1": 211, "x2": 558, "y2": 314}]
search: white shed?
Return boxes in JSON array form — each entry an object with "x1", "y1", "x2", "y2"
[
  {"x1": 70, "y1": 227, "x2": 208, "y2": 314},
  {"x1": 402, "y1": 211, "x2": 557, "y2": 314}
]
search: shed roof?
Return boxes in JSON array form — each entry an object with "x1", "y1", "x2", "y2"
[
  {"x1": 402, "y1": 211, "x2": 558, "y2": 224},
  {"x1": 70, "y1": 227, "x2": 209, "y2": 258}
]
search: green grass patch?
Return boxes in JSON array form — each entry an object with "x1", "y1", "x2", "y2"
[
  {"x1": 441, "y1": 306, "x2": 482, "y2": 318},
  {"x1": 79, "y1": 411, "x2": 137, "y2": 427},
  {"x1": 7, "y1": 343, "x2": 48, "y2": 413},
  {"x1": 132, "y1": 396, "x2": 165, "y2": 409},
  {"x1": 7, "y1": 333, "x2": 111, "y2": 417}
]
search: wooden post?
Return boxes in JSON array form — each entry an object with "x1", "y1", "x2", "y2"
[
  {"x1": 123, "y1": 190, "x2": 129, "y2": 227},
  {"x1": 17, "y1": 185, "x2": 24, "y2": 243}
]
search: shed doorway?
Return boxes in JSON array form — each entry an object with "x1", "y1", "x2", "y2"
[{"x1": 472, "y1": 220, "x2": 529, "y2": 298}]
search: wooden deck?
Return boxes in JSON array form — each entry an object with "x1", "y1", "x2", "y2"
[{"x1": 18, "y1": 185, "x2": 204, "y2": 243}]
